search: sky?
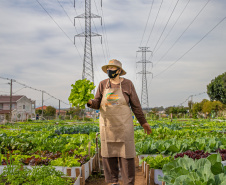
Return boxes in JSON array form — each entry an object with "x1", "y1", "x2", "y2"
[{"x1": 0, "y1": 0, "x2": 225, "y2": 109}]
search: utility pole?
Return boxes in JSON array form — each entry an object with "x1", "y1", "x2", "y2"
[
  {"x1": 42, "y1": 91, "x2": 44, "y2": 119},
  {"x1": 74, "y1": 0, "x2": 102, "y2": 85},
  {"x1": 9, "y1": 79, "x2": 12, "y2": 122},
  {"x1": 191, "y1": 95, "x2": 193, "y2": 109},
  {"x1": 137, "y1": 47, "x2": 153, "y2": 110},
  {"x1": 59, "y1": 100, "x2": 60, "y2": 119}
]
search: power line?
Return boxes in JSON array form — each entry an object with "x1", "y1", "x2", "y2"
[
  {"x1": 139, "y1": 0, "x2": 154, "y2": 47},
  {"x1": 0, "y1": 76, "x2": 69, "y2": 105},
  {"x1": 152, "y1": 0, "x2": 211, "y2": 64},
  {"x1": 56, "y1": 0, "x2": 84, "y2": 47},
  {"x1": 35, "y1": 0, "x2": 83, "y2": 60},
  {"x1": 153, "y1": 15, "x2": 226, "y2": 78},
  {"x1": 178, "y1": 92, "x2": 207, "y2": 106},
  {"x1": 92, "y1": 18, "x2": 107, "y2": 64},
  {"x1": 154, "y1": 0, "x2": 191, "y2": 55},
  {"x1": 93, "y1": 0, "x2": 110, "y2": 60},
  {"x1": 100, "y1": 2, "x2": 110, "y2": 60},
  {"x1": 152, "y1": 0, "x2": 180, "y2": 52},
  {"x1": 146, "y1": 0, "x2": 164, "y2": 47}
]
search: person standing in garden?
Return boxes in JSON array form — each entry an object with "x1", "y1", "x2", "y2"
[{"x1": 87, "y1": 59, "x2": 152, "y2": 185}]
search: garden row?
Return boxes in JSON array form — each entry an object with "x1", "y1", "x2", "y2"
[
  {"x1": 0, "y1": 122, "x2": 101, "y2": 184},
  {"x1": 134, "y1": 119, "x2": 226, "y2": 185},
  {"x1": 0, "y1": 119, "x2": 226, "y2": 184}
]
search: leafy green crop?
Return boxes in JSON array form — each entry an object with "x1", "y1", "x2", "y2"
[
  {"x1": 0, "y1": 164, "x2": 74, "y2": 185},
  {"x1": 68, "y1": 79, "x2": 95, "y2": 109},
  {"x1": 141, "y1": 154, "x2": 173, "y2": 169},
  {"x1": 55, "y1": 124, "x2": 99, "y2": 135},
  {"x1": 158, "y1": 154, "x2": 226, "y2": 184}
]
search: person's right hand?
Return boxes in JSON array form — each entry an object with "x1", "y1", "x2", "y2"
[{"x1": 142, "y1": 123, "x2": 152, "y2": 135}]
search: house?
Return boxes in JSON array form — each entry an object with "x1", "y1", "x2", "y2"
[{"x1": 0, "y1": 95, "x2": 36, "y2": 122}]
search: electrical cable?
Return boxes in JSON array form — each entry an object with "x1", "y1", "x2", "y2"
[
  {"x1": 35, "y1": 0, "x2": 83, "y2": 60},
  {"x1": 178, "y1": 92, "x2": 207, "y2": 106},
  {"x1": 13, "y1": 87, "x2": 27, "y2": 94},
  {"x1": 152, "y1": 0, "x2": 211, "y2": 64},
  {"x1": 94, "y1": 0, "x2": 110, "y2": 60},
  {"x1": 145, "y1": 0, "x2": 164, "y2": 47},
  {"x1": 139, "y1": 0, "x2": 154, "y2": 47},
  {"x1": 0, "y1": 76, "x2": 69, "y2": 105},
  {"x1": 152, "y1": 0, "x2": 180, "y2": 52},
  {"x1": 153, "y1": 15, "x2": 226, "y2": 78},
  {"x1": 100, "y1": 3, "x2": 111, "y2": 60},
  {"x1": 154, "y1": 0, "x2": 191, "y2": 55},
  {"x1": 56, "y1": 0, "x2": 84, "y2": 48}
]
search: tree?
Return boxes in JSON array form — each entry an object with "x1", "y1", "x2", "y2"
[
  {"x1": 151, "y1": 108, "x2": 158, "y2": 115},
  {"x1": 192, "y1": 102, "x2": 202, "y2": 118},
  {"x1": 66, "y1": 107, "x2": 82, "y2": 116},
  {"x1": 207, "y1": 72, "x2": 226, "y2": 104},
  {"x1": 35, "y1": 109, "x2": 45, "y2": 115},
  {"x1": 202, "y1": 100, "x2": 224, "y2": 118},
  {"x1": 202, "y1": 101, "x2": 212, "y2": 114},
  {"x1": 45, "y1": 106, "x2": 56, "y2": 116},
  {"x1": 212, "y1": 101, "x2": 224, "y2": 117},
  {"x1": 188, "y1": 100, "x2": 193, "y2": 115}
]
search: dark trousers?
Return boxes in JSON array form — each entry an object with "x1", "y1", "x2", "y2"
[{"x1": 102, "y1": 157, "x2": 135, "y2": 185}]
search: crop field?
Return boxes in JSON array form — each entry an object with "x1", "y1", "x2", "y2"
[{"x1": 0, "y1": 118, "x2": 225, "y2": 184}]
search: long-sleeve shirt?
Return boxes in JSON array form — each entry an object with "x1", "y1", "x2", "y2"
[{"x1": 87, "y1": 78, "x2": 147, "y2": 126}]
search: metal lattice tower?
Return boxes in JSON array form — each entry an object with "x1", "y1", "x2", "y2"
[
  {"x1": 74, "y1": 0, "x2": 102, "y2": 83},
  {"x1": 137, "y1": 47, "x2": 153, "y2": 110}
]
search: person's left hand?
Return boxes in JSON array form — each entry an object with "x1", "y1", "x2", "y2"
[{"x1": 142, "y1": 123, "x2": 152, "y2": 135}]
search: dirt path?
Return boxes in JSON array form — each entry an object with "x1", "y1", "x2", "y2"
[{"x1": 85, "y1": 157, "x2": 145, "y2": 185}]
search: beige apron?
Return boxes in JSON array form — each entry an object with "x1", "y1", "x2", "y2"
[{"x1": 99, "y1": 78, "x2": 136, "y2": 158}]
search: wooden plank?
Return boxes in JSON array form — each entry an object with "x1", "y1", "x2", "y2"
[
  {"x1": 67, "y1": 168, "x2": 71, "y2": 176},
  {"x1": 80, "y1": 177, "x2": 83, "y2": 185},
  {"x1": 89, "y1": 161, "x2": 91, "y2": 175},
  {"x1": 82, "y1": 164, "x2": 85, "y2": 185},
  {"x1": 150, "y1": 169, "x2": 155, "y2": 185},
  {"x1": 144, "y1": 163, "x2": 146, "y2": 178},
  {"x1": 76, "y1": 168, "x2": 80, "y2": 177},
  {"x1": 92, "y1": 155, "x2": 96, "y2": 170},
  {"x1": 146, "y1": 164, "x2": 149, "y2": 185},
  {"x1": 141, "y1": 156, "x2": 144, "y2": 174},
  {"x1": 162, "y1": 182, "x2": 165, "y2": 185}
]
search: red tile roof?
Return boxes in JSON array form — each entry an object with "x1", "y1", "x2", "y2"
[
  {"x1": 36, "y1": 106, "x2": 48, "y2": 110},
  {"x1": 0, "y1": 95, "x2": 23, "y2": 103}
]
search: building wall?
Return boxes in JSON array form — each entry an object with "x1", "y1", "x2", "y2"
[
  {"x1": 1, "y1": 103, "x2": 16, "y2": 110},
  {"x1": 0, "y1": 114, "x2": 4, "y2": 122},
  {"x1": 12, "y1": 97, "x2": 35, "y2": 121}
]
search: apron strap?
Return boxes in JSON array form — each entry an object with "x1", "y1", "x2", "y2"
[
  {"x1": 119, "y1": 77, "x2": 122, "y2": 90},
  {"x1": 106, "y1": 77, "x2": 122, "y2": 89},
  {"x1": 105, "y1": 79, "x2": 110, "y2": 89}
]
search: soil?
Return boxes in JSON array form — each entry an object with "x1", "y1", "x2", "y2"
[{"x1": 85, "y1": 157, "x2": 145, "y2": 185}]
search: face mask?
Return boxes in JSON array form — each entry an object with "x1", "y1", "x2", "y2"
[{"x1": 107, "y1": 69, "x2": 119, "y2": 78}]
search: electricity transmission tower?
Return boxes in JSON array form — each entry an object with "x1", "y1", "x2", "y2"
[
  {"x1": 74, "y1": 0, "x2": 102, "y2": 83},
  {"x1": 137, "y1": 47, "x2": 153, "y2": 110}
]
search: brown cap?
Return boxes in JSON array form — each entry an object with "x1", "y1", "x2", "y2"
[{"x1": 102, "y1": 59, "x2": 126, "y2": 76}]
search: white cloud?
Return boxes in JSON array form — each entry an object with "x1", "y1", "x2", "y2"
[{"x1": 0, "y1": 0, "x2": 225, "y2": 108}]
